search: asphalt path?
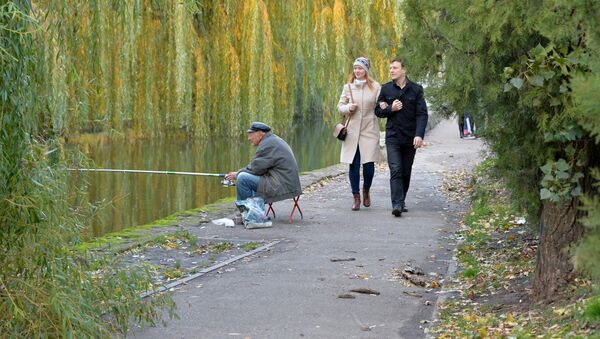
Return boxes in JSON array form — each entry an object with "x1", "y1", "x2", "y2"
[{"x1": 130, "y1": 118, "x2": 484, "y2": 339}]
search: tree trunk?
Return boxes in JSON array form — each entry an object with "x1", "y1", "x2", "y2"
[{"x1": 533, "y1": 199, "x2": 584, "y2": 300}]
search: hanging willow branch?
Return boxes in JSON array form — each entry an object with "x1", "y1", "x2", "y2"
[{"x1": 33, "y1": 0, "x2": 401, "y2": 139}]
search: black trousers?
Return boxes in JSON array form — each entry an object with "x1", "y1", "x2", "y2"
[{"x1": 386, "y1": 142, "x2": 417, "y2": 208}]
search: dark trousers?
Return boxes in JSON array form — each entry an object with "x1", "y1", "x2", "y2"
[
  {"x1": 349, "y1": 147, "x2": 375, "y2": 194},
  {"x1": 386, "y1": 142, "x2": 416, "y2": 208}
]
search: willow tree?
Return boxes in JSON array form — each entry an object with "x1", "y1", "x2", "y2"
[
  {"x1": 1, "y1": 1, "x2": 174, "y2": 336},
  {"x1": 29, "y1": 0, "x2": 401, "y2": 139},
  {"x1": 399, "y1": 0, "x2": 600, "y2": 300}
]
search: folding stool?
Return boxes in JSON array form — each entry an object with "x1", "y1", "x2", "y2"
[{"x1": 265, "y1": 196, "x2": 303, "y2": 223}]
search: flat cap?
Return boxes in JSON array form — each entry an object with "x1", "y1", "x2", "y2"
[{"x1": 247, "y1": 122, "x2": 271, "y2": 133}]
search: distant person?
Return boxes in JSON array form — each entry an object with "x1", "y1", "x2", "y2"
[
  {"x1": 458, "y1": 112, "x2": 476, "y2": 139},
  {"x1": 225, "y1": 122, "x2": 302, "y2": 203},
  {"x1": 375, "y1": 58, "x2": 428, "y2": 217},
  {"x1": 337, "y1": 57, "x2": 381, "y2": 211}
]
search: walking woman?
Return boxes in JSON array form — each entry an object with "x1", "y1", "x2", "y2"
[{"x1": 337, "y1": 57, "x2": 381, "y2": 211}]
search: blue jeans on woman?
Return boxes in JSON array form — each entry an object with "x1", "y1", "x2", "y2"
[
  {"x1": 349, "y1": 147, "x2": 375, "y2": 194},
  {"x1": 236, "y1": 172, "x2": 260, "y2": 201}
]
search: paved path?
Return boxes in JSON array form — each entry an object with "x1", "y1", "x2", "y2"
[{"x1": 130, "y1": 118, "x2": 484, "y2": 339}]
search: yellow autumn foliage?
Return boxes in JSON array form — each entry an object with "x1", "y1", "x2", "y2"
[{"x1": 34, "y1": 0, "x2": 401, "y2": 138}]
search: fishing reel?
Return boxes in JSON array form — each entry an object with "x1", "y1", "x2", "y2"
[{"x1": 221, "y1": 178, "x2": 235, "y2": 187}]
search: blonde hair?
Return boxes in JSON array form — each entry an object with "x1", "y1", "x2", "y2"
[{"x1": 347, "y1": 71, "x2": 376, "y2": 90}]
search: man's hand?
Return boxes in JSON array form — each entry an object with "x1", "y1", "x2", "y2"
[
  {"x1": 413, "y1": 136, "x2": 423, "y2": 149},
  {"x1": 225, "y1": 171, "x2": 237, "y2": 180},
  {"x1": 391, "y1": 99, "x2": 403, "y2": 112}
]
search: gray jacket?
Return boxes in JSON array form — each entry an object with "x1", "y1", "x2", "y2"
[{"x1": 239, "y1": 132, "x2": 302, "y2": 203}]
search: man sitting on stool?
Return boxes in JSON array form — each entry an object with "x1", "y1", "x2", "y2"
[{"x1": 225, "y1": 122, "x2": 302, "y2": 204}]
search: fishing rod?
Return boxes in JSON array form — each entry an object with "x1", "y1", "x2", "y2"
[{"x1": 67, "y1": 168, "x2": 235, "y2": 186}]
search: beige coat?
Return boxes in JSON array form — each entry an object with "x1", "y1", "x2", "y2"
[{"x1": 337, "y1": 81, "x2": 381, "y2": 164}]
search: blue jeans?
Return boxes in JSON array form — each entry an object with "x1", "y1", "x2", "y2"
[
  {"x1": 236, "y1": 172, "x2": 260, "y2": 201},
  {"x1": 349, "y1": 147, "x2": 375, "y2": 194}
]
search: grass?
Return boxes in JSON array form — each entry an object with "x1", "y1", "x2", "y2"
[
  {"x1": 72, "y1": 196, "x2": 235, "y2": 252},
  {"x1": 239, "y1": 241, "x2": 261, "y2": 251},
  {"x1": 584, "y1": 297, "x2": 600, "y2": 321},
  {"x1": 210, "y1": 242, "x2": 233, "y2": 253},
  {"x1": 72, "y1": 213, "x2": 182, "y2": 252},
  {"x1": 432, "y1": 160, "x2": 600, "y2": 337},
  {"x1": 163, "y1": 267, "x2": 184, "y2": 280},
  {"x1": 151, "y1": 230, "x2": 197, "y2": 248},
  {"x1": 461, "y1": 267, "x2": 479, "y2": 278}
]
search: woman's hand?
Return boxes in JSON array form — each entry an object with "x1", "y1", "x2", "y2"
[
  {"x1": 379, "y1": 101, "x2": 389, "y2": 110},
  {"x1": 391, "y1": 99, "x2": 403, "y2": 111},
  {"x1": 349, "y1": 103, "x2": 358, "y2": 113}
]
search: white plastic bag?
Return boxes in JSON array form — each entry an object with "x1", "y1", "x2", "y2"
[
  {"x1": 212, "y1": 218, "x2": 235, "y2": 227},
  {"x1": 235, "y1": 197, "x2": 272, "y2": 229}
]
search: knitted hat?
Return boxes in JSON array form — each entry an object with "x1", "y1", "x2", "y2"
[{"x1": 353, "y1": 57, "x2": 370, "y2": 72}]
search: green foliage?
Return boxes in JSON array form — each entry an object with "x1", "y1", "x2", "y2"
[
  {"x1": 574, "y1": 170, "x2": 600, "y2": 280},
  {"x1": 29, "y1": 0, "x2": 402, "y2": 138},
  {"x1": 540, "y1": 159, "x2": 584, "y2": 202},
  {"x1": 584, "y1": 297, "x2": 600, "y2": 322},
  {"x1": 400, "y1": 0, "x2": 600, "y2": 281},
  {"x1": 0, "y1": 1, "x2": 174, "y2": 336}
]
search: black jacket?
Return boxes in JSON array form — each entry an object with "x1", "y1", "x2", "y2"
[{"x1": 375, "y1": 78, "x2": 428, "y2": 144}]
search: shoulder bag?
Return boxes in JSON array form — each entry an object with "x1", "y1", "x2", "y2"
[{"x1": 333, "y1": 84, "x2": 355, "y2": 141}]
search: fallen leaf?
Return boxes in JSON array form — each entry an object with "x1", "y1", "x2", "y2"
[
  {"x1": 403, "y1": 291, "x2": 423, "y2": 298},
  {"x1": 350, "y1": 288, "x2": 380, "y2": 295},
  {"x1": 330, "y1": 257, "x2": 356, "y2": 262}
]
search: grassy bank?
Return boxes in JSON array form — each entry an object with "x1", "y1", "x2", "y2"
[
  {"x1": 75, "y1": 163, "x2": 348, "y2": 253},
  {"x1": 74, "y1": 196, "x2": 236, "y2": 253},
  {"x1": 433, "y1": 159, "x2": 600, "y2": 337}
]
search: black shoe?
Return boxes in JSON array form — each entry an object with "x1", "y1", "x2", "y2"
[
  {"x1": 402, "y1": 207, "x2": 408, "y2": 213},
  {"x1": 392, "y1": 206, "x2": 402, "y2": 217}
]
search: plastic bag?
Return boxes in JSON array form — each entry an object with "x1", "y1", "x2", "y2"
[
  {"x1": 212, "y1": 218, "x2": 235, "y2": 227},
  {"x1": 235, "y1": 197, "x2": 272, "y2": 229}
]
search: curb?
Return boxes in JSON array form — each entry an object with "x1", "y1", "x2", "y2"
[{"x1": 140, "y1": 240, "x2": 281, "y2": 299}]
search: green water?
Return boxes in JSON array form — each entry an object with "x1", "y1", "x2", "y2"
[{"x1": 71, "y1": 123, "x2": 340, "y2": 237}]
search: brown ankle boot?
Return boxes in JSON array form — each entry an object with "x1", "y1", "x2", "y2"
[
  {"x1": 352, "y1": 193, "x2": 360, "y2": 211},
  {"x1": 363, "y1": 188, "x2": 370, "y2": 207}
]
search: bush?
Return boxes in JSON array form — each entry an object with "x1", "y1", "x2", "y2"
[{"x1": 0, "y1": 2, "x2": 174, "y2": 336}]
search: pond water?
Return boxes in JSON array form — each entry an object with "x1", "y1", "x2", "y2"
[{"x1": 70, "y1": 123, "x2": 341, "y2": 237}]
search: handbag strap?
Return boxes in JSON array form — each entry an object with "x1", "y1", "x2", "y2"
[
  {"x1": 347, "y1": 83, "x2": 355, "y2": 103},
  {"x1": 343, "y1": 83, "x2": 355, "y2": 128}
]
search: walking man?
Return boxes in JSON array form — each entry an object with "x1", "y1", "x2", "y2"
[
  {"x1": 375, "y1": 58, "x2": 428, "y2": 217},
  {"x1": 225, "y1": 122, "x2": 302, "y2": 203}
]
